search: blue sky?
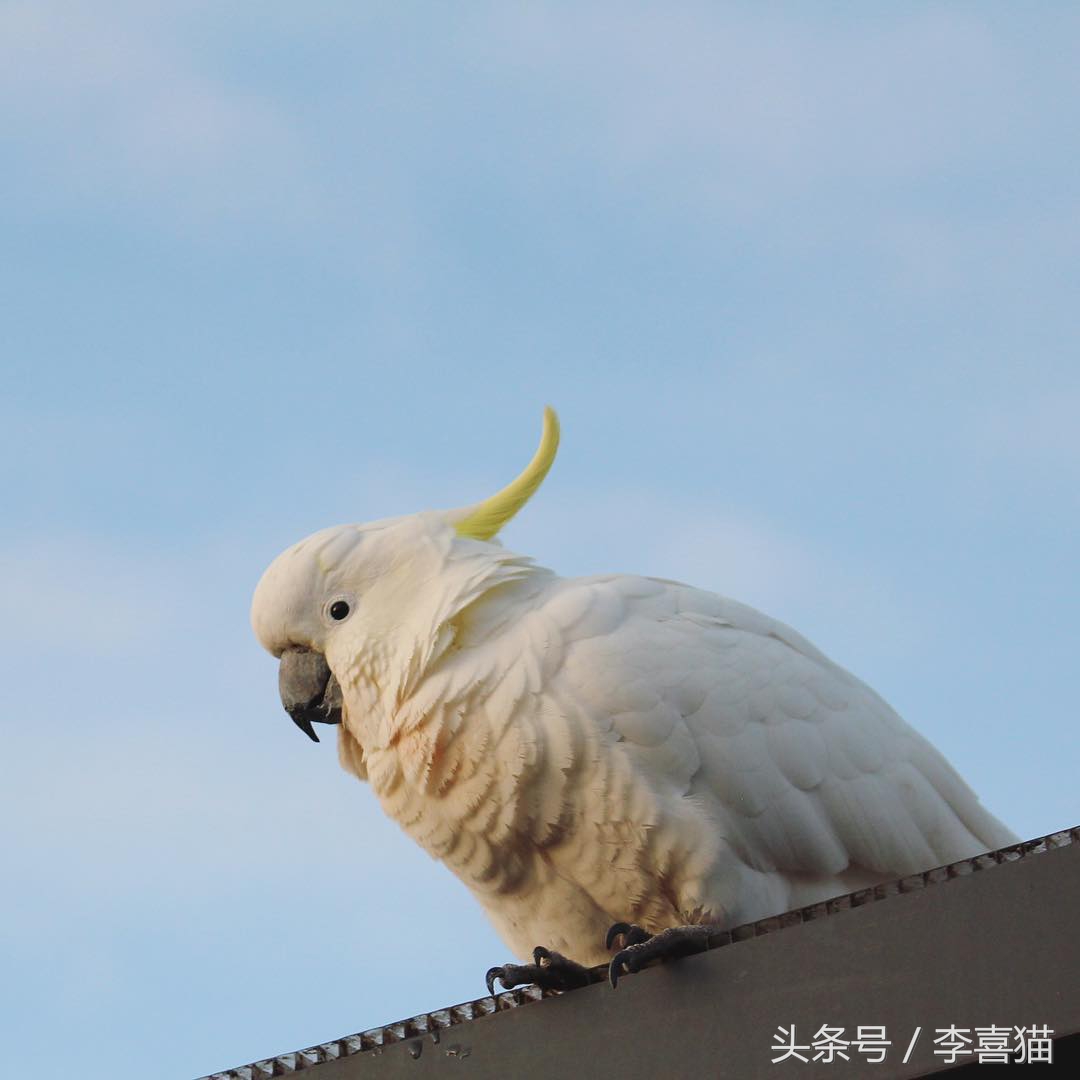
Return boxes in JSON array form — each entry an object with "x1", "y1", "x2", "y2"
[{"x1": 2, "y1": 3, "x2": 1078, "y2": 1077}]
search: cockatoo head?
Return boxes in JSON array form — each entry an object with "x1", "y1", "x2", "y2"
[{"x1": 250, "y1": 407, "x2": 559, "y2": 743}]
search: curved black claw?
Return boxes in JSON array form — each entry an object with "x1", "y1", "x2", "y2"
[
  {"x1": 485, "y1": 946, "x2": 595, "y2": 996},
  {"x1": 608, "y1": 947, "x2": 641, "y2": 989},
  {"x1": 607, "y1": 924, "x2": 712, "y2": 988},
  {"x1": 605, "y1": 921, "x2": 653, "y2": 951}
]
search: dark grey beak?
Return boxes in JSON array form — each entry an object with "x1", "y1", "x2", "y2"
[{"x1": 278, "y1": 647, "x2": 343, "y2": 743}]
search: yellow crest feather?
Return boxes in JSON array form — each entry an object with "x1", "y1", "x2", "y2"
[{"x1": 453, "y1": 407, "x2": 560, "y2": 541}]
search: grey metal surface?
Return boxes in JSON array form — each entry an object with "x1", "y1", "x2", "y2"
[{"x1": 200, "y1": 828, "x2": 1080, "y2": 1079}]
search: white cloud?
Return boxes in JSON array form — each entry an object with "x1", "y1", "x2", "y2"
[
  {"x1": 457, "y1": 1, "x2": 1080, "y2": 311},
  {"x1": 5, "y1": 1, "x2": 1077, "y2": 277},
  {"x1": 0, "y1": 2, "x2": 315, "y2": 223},
  {"x1": 467, "y1": 6, "x2": 1026, "y2": 202},
  {"x1": 0, "y1": 538, "x2": 183, "y2": 656}
]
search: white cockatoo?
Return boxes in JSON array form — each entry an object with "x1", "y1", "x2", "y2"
[{"x1": 251, "y1": 408, "x2": 1015, "y2": 989}]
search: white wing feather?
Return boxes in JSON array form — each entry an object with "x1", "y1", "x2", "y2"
[{"x1": 521, "y1": 574, "x2": 1015, "y2": 947}]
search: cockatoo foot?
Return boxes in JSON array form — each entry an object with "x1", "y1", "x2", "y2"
[
  {"x1": 606, "y1": 923, "x2": 711, "y2": 988},
  {"x1": 485, "y1": 946, "x2": 596, "y2": 996}
]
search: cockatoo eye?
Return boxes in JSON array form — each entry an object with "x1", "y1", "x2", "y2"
[{"x1": 327, "y1": 598, "x2": 352, "y2": 622}]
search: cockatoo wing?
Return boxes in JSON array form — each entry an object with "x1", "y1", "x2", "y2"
[{"x1": 545, "y1": 573, "x2": 1015, "y2": 923}]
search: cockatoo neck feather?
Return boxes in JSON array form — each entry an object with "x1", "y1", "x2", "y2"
[{"x1": 327, "y1": 528, "x2": 549, "y2": 748}]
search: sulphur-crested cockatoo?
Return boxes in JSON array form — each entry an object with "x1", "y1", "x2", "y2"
[{"x1": 251, "y1": 408, "x2": 1015, "y2": 990}]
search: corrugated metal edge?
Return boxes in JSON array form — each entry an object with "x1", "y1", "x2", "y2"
[{"x1": 198, "y1": 827, "x2": 1079, "y2": 1080}]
